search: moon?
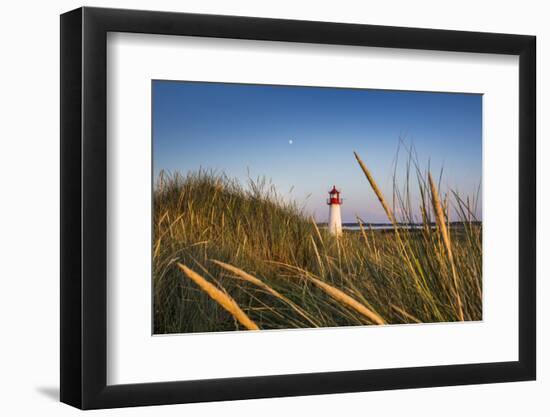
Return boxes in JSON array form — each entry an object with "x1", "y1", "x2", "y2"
[{"x1": 288, "y1": 139, "x2": 293, "y2": 145}]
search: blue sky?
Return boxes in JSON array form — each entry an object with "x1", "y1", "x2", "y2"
[{"x1": 153, "y1": 80, "x2": 482, "y2": 223}]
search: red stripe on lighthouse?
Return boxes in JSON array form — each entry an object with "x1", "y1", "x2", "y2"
[{"x1": 327, "y1": 185, "x2": 342, "y2": 205}]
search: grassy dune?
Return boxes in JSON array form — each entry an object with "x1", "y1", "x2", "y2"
[{"x1": 153, "y1": 152, "x2": 482, "y2": 334}]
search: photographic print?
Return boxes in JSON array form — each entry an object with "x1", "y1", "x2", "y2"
[{"x1": 152, "y1": 80, "x2": 482, "y2": 334}]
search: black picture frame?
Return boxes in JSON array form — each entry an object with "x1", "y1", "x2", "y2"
[{"x1": 60, "y1": 6, "x2": 536, "y2": 410}]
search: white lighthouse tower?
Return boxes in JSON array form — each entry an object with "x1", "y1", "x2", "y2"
[{"x1": 327, "y1": 185, "x2": 343, "y2": 236}]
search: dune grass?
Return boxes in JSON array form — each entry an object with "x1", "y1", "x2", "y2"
[{"x1": 153, "y1": 152, "x2": 482, "y2": 334}]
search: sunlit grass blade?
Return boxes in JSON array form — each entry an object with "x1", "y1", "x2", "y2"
[
  {"x1": 211, "y1": 260, "x2": 319, "y2": 327},
  {"x1": 354, "y1": 151, "x2": 396, "y2": 224},
  {"x1": 177, "y1": 263, "x2": 260, "y2": 330},
  {"x1": 428, "y1": 173, "x2": 465, "y2": 321},
  {"x1": 307, "y1": 276, "x2": 386, "y2": 325}
]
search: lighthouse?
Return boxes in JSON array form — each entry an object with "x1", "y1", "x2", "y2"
[{"x1": 327, "y1": 185, "x2": 343, "y2": 236}]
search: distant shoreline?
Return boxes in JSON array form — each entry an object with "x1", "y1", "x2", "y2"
[{"x1": 317, "y1": 221, "x2": 482, "y2": 231}]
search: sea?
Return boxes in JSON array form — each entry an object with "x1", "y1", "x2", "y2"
[{"x1": 317, "y1": 222, "x2": 481, "y2": 232}]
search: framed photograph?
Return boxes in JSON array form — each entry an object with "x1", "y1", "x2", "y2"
[{"x1": 60, "y1": 6, "x2": 536, "y2": 409}]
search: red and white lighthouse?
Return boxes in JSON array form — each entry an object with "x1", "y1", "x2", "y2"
[{"x1": 327, "y1": 185, "x2": 343, "y2": 236}]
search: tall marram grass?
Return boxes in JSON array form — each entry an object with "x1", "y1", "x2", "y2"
[{"x1": 153, "y1": 153, "x2": 482, "y2": 334}]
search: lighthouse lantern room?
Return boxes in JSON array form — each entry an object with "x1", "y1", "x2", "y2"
[{"x1": 327, "y1": 185, "x2": 343, "y2": 236}]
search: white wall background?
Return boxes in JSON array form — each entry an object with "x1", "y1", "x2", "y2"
[{"x1": 0, "y1": 0, "x2": 545, "y2": 415}]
